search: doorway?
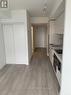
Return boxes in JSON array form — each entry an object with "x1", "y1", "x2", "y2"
[{"x1": 31, "y1": 24, "x2": 48, "y2": 55}]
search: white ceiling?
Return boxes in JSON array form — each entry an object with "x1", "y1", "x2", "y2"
[{"x1": 9, "y1": 0, "x2": 57, "y2": 17}]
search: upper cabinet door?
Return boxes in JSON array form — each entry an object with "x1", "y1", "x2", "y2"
[
  {"x1": 55, "y1": 13, "x2": 65, "y2": 34},
  {"x1": 49, "y1": 20, "x2": 55, "y2": 44},
  {"x1": 3, "y1": 24, "x2": 16, "y2": 64}
]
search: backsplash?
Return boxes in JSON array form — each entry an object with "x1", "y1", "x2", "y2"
[{"x1": 52, "y1": 34, "x2": 63, "y2": 46}]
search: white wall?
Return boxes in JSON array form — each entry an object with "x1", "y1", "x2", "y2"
[
  {"x1": 34, "y1": 26, "x2": 47, "y2": 48},
  {"x1": 3, "y1": 24, "x2": 15, "y2": 64},
  {"x1": 46, "y1": 24, "x2": 49, "y2": 55},
  {"x1": 0, "y1": 9, "x2": 11, "y2": 19},
  {"x1": 31, "y1": 17, "x2": 49, "y2": 24},
  {"x1": 11, "y1": 10, "x2": 27, "y2": 20},
  {"x1": 26, "y1": 11, "x2": 32, "y2": 63},
  {"x1": 14, "y1": 24, "x2": 28, "y2": 64},
  {"x1": 0, "y1": 24, "x2": 6, "y2": 69},
  {"x1": 60, "y1": 0, "x2": 71, "y2": 95},
  {"x1": 31, "y1": 26, "x2": 34, "y2": 53}
]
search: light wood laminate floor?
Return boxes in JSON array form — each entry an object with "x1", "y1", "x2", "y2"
[{"x1": 0, "y1": 48, "x2": 59, "y2": 95}]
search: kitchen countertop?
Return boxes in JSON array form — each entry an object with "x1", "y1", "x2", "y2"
[
  {"x1": 49, "y1": 45, "x2": 63, "y2": 63},
  {"x1": 53, "y1": 50, "x2": 62, "y2": 63},
  {"x1": 49, "y1": 44, "x2": 63, "y2": 50}
]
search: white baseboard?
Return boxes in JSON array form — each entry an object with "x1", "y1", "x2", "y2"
[{"x1": 6, "y1": 62, "x2": 29, "y2": 65}]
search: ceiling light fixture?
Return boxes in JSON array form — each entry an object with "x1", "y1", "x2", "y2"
[
  {"x1": 0, "y1": 0, "x2": 8, "y2": 8},
  {"x1": 43, "y1": 6, "x2": 47, "y2": 12},
  {"x1": 43, "y1": 3, "x2": 47, "y2": 16}
]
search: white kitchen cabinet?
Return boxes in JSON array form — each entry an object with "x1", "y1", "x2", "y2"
[
  {"x1": 48, "y1": 20, "x2": 55, "y2": 44},
  {"x1": 55, "y1": 12, "x2": 65, "y2": 34}
]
